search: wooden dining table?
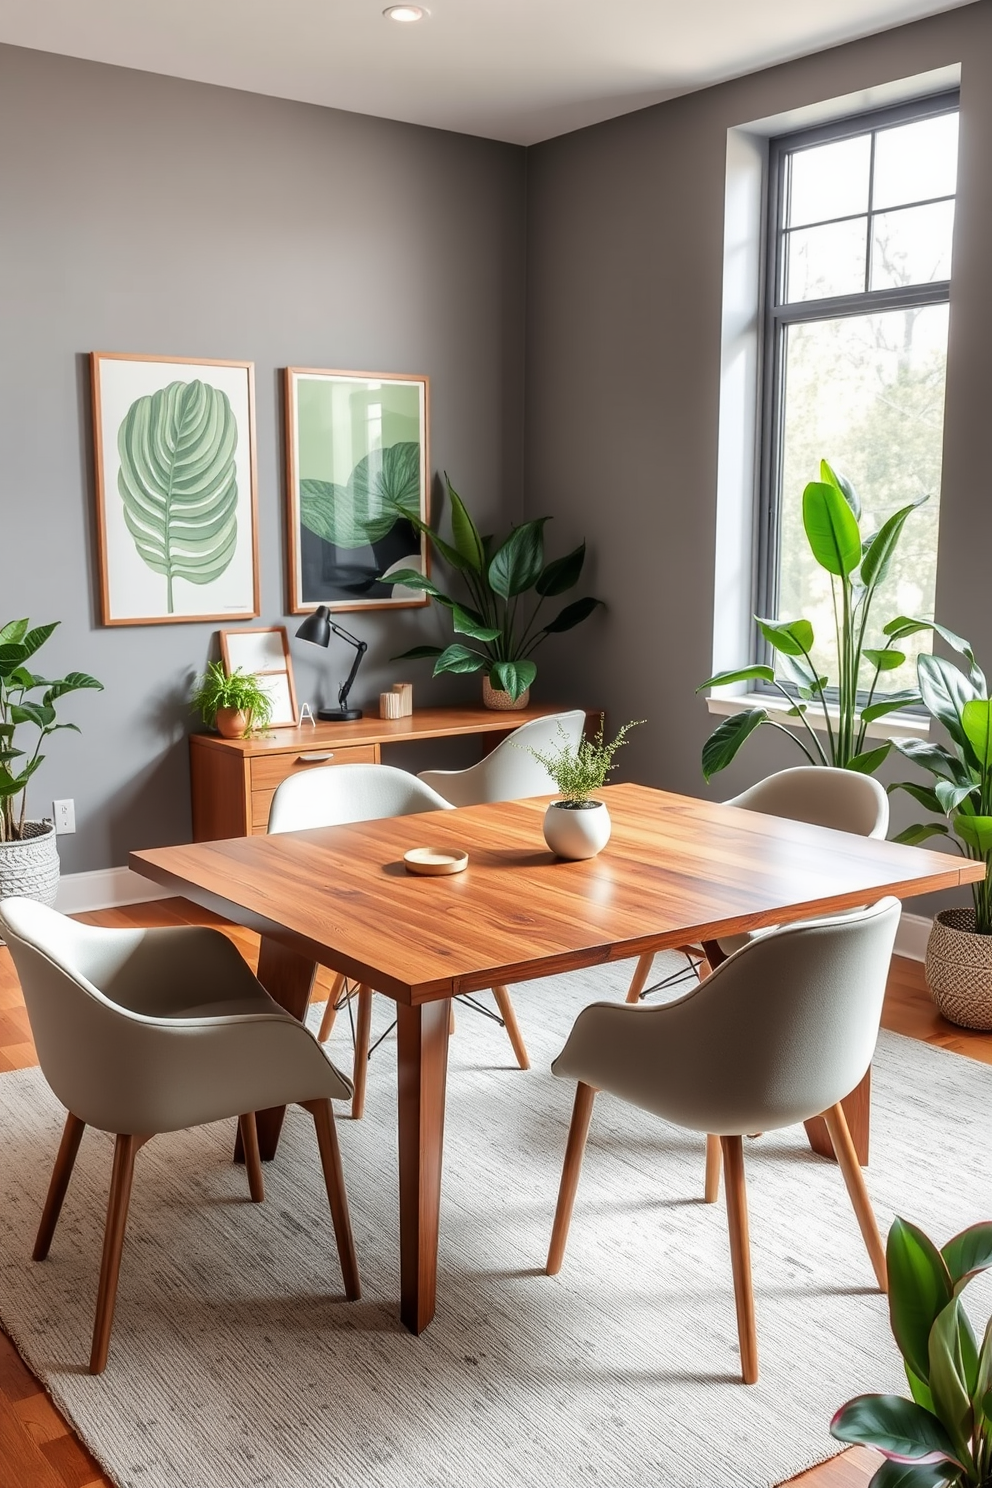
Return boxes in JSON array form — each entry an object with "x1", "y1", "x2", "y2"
[{"x1": 131, "y1": 782, "x2": 982, "y2": 1334}]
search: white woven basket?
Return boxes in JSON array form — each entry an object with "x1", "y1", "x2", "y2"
[
  {"x1": 0, "y1": 820, "x2": 60, "y2": 909},
  {"x1": 925, "y1": 907, "x2": 992, "y2": 1030}
]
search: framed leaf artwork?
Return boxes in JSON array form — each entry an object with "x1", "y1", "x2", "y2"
[
  {"x1": 91, "y1": 352, "x2": 260, "y2": 625},
  {"x1": 284, "y1": 367, "x2": 430, "y2": 613}
]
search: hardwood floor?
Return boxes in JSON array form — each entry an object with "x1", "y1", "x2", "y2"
[{"x1": 0, "y1": 899, "x2": 987, "y2": 1488}]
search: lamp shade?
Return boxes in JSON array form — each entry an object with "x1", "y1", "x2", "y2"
[{"x1": 295, "y1": 606, "x2": 331, "y2": 647}]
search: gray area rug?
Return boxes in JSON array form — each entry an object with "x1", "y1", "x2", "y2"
[{"x1": 0, "y1": 955, "x2": 990, "y2": 1488}]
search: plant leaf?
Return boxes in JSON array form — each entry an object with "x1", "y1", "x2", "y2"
[
  {"x1": 803, "y1": 479, "x2": 862, "y2": 576},
  {"x1": 756, "y1": 617, "x2": 815, "y2": 657},
  {"x1": 391, "y1": 645, "x2": 444, "y2": 661},
  {"x1": 701, "y1": 709, "x2": 767, "y2": 783},
  {"x1": 536, "y1": 542, "x2": 586, "y2": 597},
  {"x1": 887, "y1": 1218, "x2": 954, "y2": 1386},
  {"x1": 696, "y1": 665, "x2": 775, "y2": 692},
  {"x1": 927, "y1": 1297, "x2": 977, "y2": 1468},
  {"x1": 864, "y1": 1458, "x2": 958, "y2": 1487},
  {"x1": 432, "y1": 643, "x2": 486, "y2": 676},
  {"x1": 918, "y1": 656, "x2": 983, "y2": 757},
  {"x1": 892, "y1": 739, "x2": 972, "y2": 787},
  {"x1": 821, "y1": 459, "x2": 862, "y2": 520},
  {"x1": 942, "y1": 1224, "x2": 992, "y2": 1292},
  {"x1": 889, "y1": 781, "x2": 945, "y2": 815},
  {"x1": 488, "y1": 519, "x2": 549, "y2": 598},
  {"x1": 961, "y1": 700, "x2": 992, "y2": 777},
  {"x1": 444, "y1": 474, "x2": 486, "y2": 574},
  {"x1": 865, "y1": 649, "x2": 907, "y2": 672},
  {"x1": 19, "y1": 623, "x2": 59, "y2": 660},
  {"x1": 42, "y1": 672, "x2": 103, "y2": 703},
  {"x1": 830, "y1": 1393, "x2": 960, "y2": 1465},
  {"x1": 541, "y1": 596, "x2": 603, "y2": 635},
  {"x1": 861, "y1": 692, "x2": 924, "y2": 724},
  {"x1": 861, "y1": 500, "x2": 926, "y2": 590},
  {"x1": 376, "y1": 568, "x2": 442, "y2": 594},
  {"x1": 934, "y1": 780, "x2": 978, "y2": 815},
  {"x1": 892, "y1": 822, "x2": 952, "y2": 846},
  {"x1": 449, "y1": 604, "x2": 500, "y2": 642},
  {"x1": 118, "y1": 380, "x2": 239, "y2": 614},
  {"x1": 490, "y1": 659, "x2": 537, "y2": 702},
  {"x1": 952, "y1": 814, "x2": 992, "y2": 857},
  {"x1": 0, "y1": 620, "x2": 28, "y2": 646},
  {"x1": 846, "y1": 743, "x2": 891, "y2": 774}
]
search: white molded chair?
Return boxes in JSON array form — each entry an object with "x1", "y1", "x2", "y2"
[
  {"x1": 268, "y1": 764, "x2": 530, "y2": 1116},
  {"x1": 625, "y1": 766, "x2": 890, "y2": 1003},
  {"x1": 546, "y1": 897, "x2": 900, "y2": 1384},
  {"x1": 0, "y1": 896, "x2": 359, "y2": 1374},
  {"x1": 417, "y1": 710, "x2": 587, "y2": 806}
]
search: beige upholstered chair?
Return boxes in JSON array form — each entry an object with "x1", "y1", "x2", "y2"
[
  {"x1": 268, "y1": 763, "x2": 530, "y2": 1116},
  {"x1": 625, "y1": 766, "x2": 890, "y2": 1002},
  {"x1": 546, "y1": 897, "x2": 900, "y2": 1384},
  {"x1": 417, "y1": 709, "x2": 587, "y2": 806},
  {"x1": 0, "y1": 896, "x2": 359, "y2": 1374}
]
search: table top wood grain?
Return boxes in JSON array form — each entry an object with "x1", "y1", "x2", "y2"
[{"x1": 131, "y1": 783, "x2": 982, "y2": 1004}]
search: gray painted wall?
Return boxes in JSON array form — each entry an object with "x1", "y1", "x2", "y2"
[
  {"x1": 0, "y1": 44, "x2": 526, "y2": 872},
  {"x1": 525, "y1": 3, "x2": 992, "y2": 915}
]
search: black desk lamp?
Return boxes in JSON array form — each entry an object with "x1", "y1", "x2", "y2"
[{"x1": 295, "y1": 607, "x2": 368, "y2": 721}]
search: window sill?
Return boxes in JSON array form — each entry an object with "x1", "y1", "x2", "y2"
[{"x1": 705, "y1": 691, "x2": 930, "y2": 741}]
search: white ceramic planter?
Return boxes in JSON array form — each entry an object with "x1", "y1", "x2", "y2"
[
  {"x1": 0, "y1": 820, "x2": 60, "y2": 908},
  {"x1": 543, "y1": 800, "x2": 611, "y2": 860}
]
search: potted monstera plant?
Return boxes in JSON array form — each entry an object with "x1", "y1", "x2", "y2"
[
  {"x1": 889, "y1": 626, "x2": 992, "y2": 1030},
  {"x1": 380, "y1": 476, "x2": 603, "y2": 708},
  {"x1": 0, "y1": 619, "x2": 102, "y2": 906}
]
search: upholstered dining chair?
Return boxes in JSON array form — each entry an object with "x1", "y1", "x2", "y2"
[
  {"x1": 545, "y1": 896, "x2": 900, "y2": 1384},
  {"x1": 625, "y1": 766, "x2": 890, "y2": 1001},
  {"x1": 417, "y1": 709, "x2": 587, "y2": 806},
  {"x1": 267, "y1": 763, "x2": 530, "y2": 1116},
  {"x1": 0, "y1": 896, "x2": 359, "y2": 1375}
]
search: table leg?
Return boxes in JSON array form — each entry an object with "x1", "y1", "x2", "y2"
[
  {"x1": 804, "y1": 1068, "x2": 871, "y2": 1167},
  {"x1": 397, "y1": 999, "x2": 451, "y2": 1334},
  {"x1": 235, "y1": 936, "x2": 318, "y2": 1163}
]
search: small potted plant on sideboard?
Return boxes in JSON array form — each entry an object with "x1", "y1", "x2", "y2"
[
  {"x1": 525, "y1": 718, "x2": 643, "y2": 860},
  {"x1": 0, "y1": 618, "x2": 102, "y2": 906},
  {"x1": 190, "y1": 661, "x2": 273, "y2": 739}
]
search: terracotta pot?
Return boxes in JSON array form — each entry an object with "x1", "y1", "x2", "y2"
[
  {"x1": 0, "y1": 820, "x2": 60, "y2": 908},
  {"x1": 482, "y1": 676, "x2": 530, "y2": 711},
  {"x1": 925, "y1": 906, "x2": 992, "y2": 1030},
  {"x1": 215, "y1": 707, "x2": 251, "y2": 739},
  {"x1": 543, "y1": 800, "x2": 611, "y2": 860}
]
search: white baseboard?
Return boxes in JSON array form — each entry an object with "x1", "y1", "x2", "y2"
[
  {"x1": 895, "y1": 911, "x2": 931, "y2": 962},
  {"x1": 55, "y1": 867, "x2": 179, "y2": 915}
]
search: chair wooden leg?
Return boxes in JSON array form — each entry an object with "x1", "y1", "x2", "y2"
[
  {"x1": 33, "y1": 1111, "x2": 86, "y2": 1262},
  {"x1": 304, "y1": 1098, "x2": 360, "y2": 1301},
  {"x1": 547, "y1": 1082, "x2": 597, "y2": 1276},
  {"x1": 822, "y1": 1103, "x2": 887, "y2": 1292},
  {"x1": 704, "y1": 1133, "x2": 722, "y2": 1204},
  {"x1": 720, "y1": 1135, "x2": 758, "y2": 1385},
  {"x1": 492, "y1": 985, "x2": 530, "y2": 1070},
  {"x1": 239, "y1": 1113, "x2": 264, "y2": 1203},
  {"x1": 318, "y1": 972, "x2": 347, "y2": 1043},
  {"x1": 90, "y1": 1133, "x2": 140, "y2": 1374},
  {"x1": 625, "y1": 952, "x2": 654, "y2": 1003},
  {"x1": 351, "y1": 986, "x2": 373, "y2": 1120}
]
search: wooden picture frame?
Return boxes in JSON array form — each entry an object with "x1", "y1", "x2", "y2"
[
  {"x1": 220, "y1": 626, "x2": 298, "y2": 728},
  {"x1": 284, "y1": 366, "x2": 430, "y2": 614},
  {"x1": 91, "y1": 352, "x2": 260, "y2": 625}
]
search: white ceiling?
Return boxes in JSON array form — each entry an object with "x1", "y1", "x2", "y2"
[{"x1": 0, "y1": 0, "x2": 973, "y2": 144}]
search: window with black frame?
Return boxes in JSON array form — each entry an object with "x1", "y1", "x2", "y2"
[{"x1": 757, "y1": 93, "x2": 959, "y2": 697}]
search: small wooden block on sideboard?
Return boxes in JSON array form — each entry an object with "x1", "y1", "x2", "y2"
[{"x1": 189, "y1": 705, "x2": 599, "y2": 842}]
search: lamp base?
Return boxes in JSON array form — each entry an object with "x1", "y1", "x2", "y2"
[{"x1": 316, "y1": 707, "x2": 363, "y2": 722}]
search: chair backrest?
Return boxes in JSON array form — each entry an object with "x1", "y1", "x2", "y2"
[
  {"x1": 555, "y1": 897, "x2": 901, "y2": 1135},
  {"x1": 417, "y1": 710, "x2": 587, "y2": 807},
  {"x1": 268, "y1": 762, "x2": 454, "y2": 833},
  {"x1": 724, "y1": 765, "x2": 888, "y2": 839}
]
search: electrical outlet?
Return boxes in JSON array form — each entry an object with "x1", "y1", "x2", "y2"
[{"x1": 52, "y1": 798, "x2": 75, "y2": 835}]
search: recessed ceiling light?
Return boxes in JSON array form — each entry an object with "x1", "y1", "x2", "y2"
[{"x1": 383, "y1": 5, "x2": 428, "y2": 20}]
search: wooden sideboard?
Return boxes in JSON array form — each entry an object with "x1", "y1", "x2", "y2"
[{"x1": 190, "y1": 704, "x2": 595, "y2": 841}]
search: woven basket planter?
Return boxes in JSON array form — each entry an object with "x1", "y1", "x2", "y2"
[
  {"x1": 0, "y1": 820, "x2": 60, "y2": 909},
  {"x1": 925, "y1": 907, "x2": 992, "y2": 1030},
  {"x1": 482, "y1": 677, "x2": 530, "y2": 711}
]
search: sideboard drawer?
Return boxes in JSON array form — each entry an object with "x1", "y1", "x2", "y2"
[{"x1": 249, "y1": 744, "x2": 379, "y2": 832}]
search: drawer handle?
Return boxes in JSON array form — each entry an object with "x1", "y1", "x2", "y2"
[{"x1": 297, "y1": 752, "x2": 335, "y2": 763}]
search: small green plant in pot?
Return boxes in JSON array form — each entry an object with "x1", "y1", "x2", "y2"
[
  {"x1": 888, "y1": 625, "x2": 992, "y2": 1029},
  {"x1": 380, "y1": 475, "x2": 603, "y2": 707},
  {"x1": 190, "y1": 661, "x2": 273, "y2": 739},
  {"x1": 697, "y1": 461, "x2": 926, "y2": 782},
  {"x1": 526, "y1": 718, "x2": 643, "y2": 860},
  {"x1": 0, "y1": 618, "x2": 103, "y2": 906},
  {"x1": 832, "y1": 1216, "x2": 992, "y2": 1487}
]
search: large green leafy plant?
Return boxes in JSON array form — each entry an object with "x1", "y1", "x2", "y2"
[
  {"x1": 697, "y1": 462, "x2": 925, "y2": 781},
  {"x1": 0, "y1": 620, "x2": 102, "y2": 842},
  {"x1": 118, "y1": 380, "x2": 239, "y2": 615},
  {"x1": 382, "y1": 476, "x2": 603, "y2": 702},
  {"x1": 889, "y1": 628, "x2": 992, "y2": 934},
  {"x1": 832, "y1": 1217, "x2": 992, "y2": 1487}
]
